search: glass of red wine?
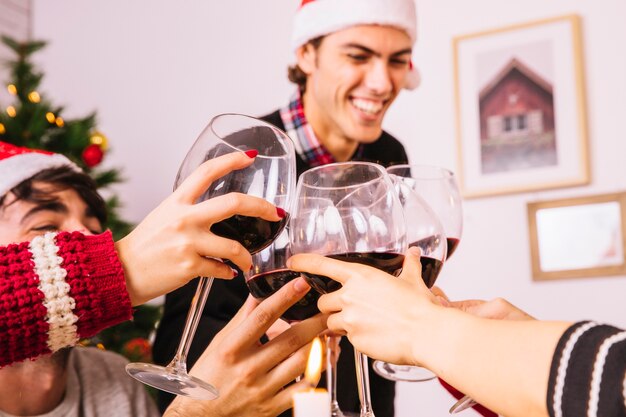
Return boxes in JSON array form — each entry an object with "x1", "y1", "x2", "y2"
[
  {"x1": 371, "y1": 173, "x2": 448, "y2": 383},
  {"x1": 126, "y1": 113, "x2": 296, "y2": 399},
  {"x1": 246, "y1": 227, "x2": 322, "y2": 322},
  {"x1": 386, "y1": 165, "x2": 463, "y2": 260},
  {"x1": 290, "y1": 161, "x2": 407, "y2": 417}
]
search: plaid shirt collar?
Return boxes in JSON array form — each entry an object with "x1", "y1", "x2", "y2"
[{"x1": 279, "y1": 89, "x2": 363, "y2": 167}]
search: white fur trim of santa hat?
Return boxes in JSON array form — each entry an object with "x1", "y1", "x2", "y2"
[
  {"x1": 0, "y1": 141, "x2": 80, "y2": 197},
  {"x1": 291, "y1": 0, "x2": 420, "y2": 90}
]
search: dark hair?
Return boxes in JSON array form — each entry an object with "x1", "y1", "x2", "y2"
[
  {"x1": 287, "y1": 36, "x2": 325, "y2": 91},
  {"x1": 0, "y1": 166, "x2": 107, "y2": 225}
]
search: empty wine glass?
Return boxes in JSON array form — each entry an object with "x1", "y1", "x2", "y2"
[
  {"x1": 372, "y1": 174, "x2": 447, "y2": 382},
  {"x1": 290, "y1": 161, "x2": 407, "y2": 417},
  {"x1": 126, "y1": 113, "x2": 296, "y2": 399}
]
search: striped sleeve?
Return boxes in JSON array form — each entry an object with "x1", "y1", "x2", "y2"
[
  {"x1": 547, "y1": 321, "x2": 626, "y2": 417},
  {"x1": 0, "y1": 231, "x2": 132, "y2": 367}
]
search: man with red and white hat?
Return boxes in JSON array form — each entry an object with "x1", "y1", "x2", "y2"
[{"x1": 155, "y1": 1, "x2": 419, "y2": 415}]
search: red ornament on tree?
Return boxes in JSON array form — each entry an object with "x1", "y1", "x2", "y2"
[{"x1": 82, "y1": 143, "x2": 104, "y2": 167}]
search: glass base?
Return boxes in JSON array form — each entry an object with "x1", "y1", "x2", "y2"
[
  {"x1": 372, "y1": 360, "x2": 437, "y2": 382},
  {"x1": 125, "y1": 362, "x2": 219, "y2": 400}
]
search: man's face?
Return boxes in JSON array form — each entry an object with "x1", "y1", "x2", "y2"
[
  {"x1": 0, "y1": 183, "x2": 102, "y2": 245},
  {"x1": 298, "y1": 24, "x2": 412, "y2": 144}
]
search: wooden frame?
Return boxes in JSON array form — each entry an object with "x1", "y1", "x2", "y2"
[
  {"x1": 528, "y1": 192, "x2": 626, "y2": 281},
  {"x1": 453, "y1": 15, "x2": 589, "y2": 198}
]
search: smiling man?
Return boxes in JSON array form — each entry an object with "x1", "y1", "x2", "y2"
[{"x1": 153, "y1": 1, "x2": 419, "y2": 415}]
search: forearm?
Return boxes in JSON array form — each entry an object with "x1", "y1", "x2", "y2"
[
  {"x1": 416, "y1": 306, "x2": 570, "y2": 417},
  {"x1": 0, "y1": 231, "x2": 132, "y2": 366}
]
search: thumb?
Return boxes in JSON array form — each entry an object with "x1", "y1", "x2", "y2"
[{"x1": 399, "y1": 246, "x2": 425, "y2": 288}]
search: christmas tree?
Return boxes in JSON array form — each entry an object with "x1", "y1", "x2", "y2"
[
  {"x1": 0, "y1": 35, "x2": 161, "y2": 366},
  {"x1": 0, "y1": 35, "x2": 132, "y2": 238}
]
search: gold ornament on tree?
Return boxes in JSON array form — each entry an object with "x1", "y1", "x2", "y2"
[{"x1": 89, "y1": 131, "x2": 109, "y2": 150}]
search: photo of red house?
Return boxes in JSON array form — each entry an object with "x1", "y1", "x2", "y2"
[{"x1": 478, "y1": 57, "x2": 556, "y2": 174}]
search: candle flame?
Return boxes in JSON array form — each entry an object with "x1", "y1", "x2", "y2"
[{"x1": 305, "y1": 337, "x2": 323, "y2": 386}]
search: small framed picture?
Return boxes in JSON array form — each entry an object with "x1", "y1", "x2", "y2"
[
  {"x1": 527, "y1": 192, "x2": 626, "y2": 281},
  {"x1": 453, "y1": 15, "x2": 589, "y2": 198}
]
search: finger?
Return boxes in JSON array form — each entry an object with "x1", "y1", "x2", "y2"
[
  {"x1": 398, "y1": 246, "x2": 425, "y2": 288},
  {"x1": 195, "y1": 258, "x2": 238, "y2": 280},
  {"x1": 194, "y1": 234, "x2": 252, "y2": 272},
  {"x1": 210, "y1": 295, "x2": 261, "y2": 347},
  {"x1": 175, "y1": 151, "x2": 256, "y2": 203},
  {"x1": 317, "y1": 291, "x2": 343, "y2": 314},
  {"x1": 224, "y1": 278, "x2": 311, "y2": 351},
  {"x1": 257, "y1": 313, "x2": 328, "y2": 369},
  {"x1": 326, "y1": 313, "x2": 347, "y2": 336},
  {"x1": 264, "y1": 341, "x2": 311, "y2": 394},
  {"x1": 192, "y1": 192, "x2": 284, "y2": 224},
  {"x1": 287, "y1": 253, "x2": 371, "y2": 285},
  {"x1": 431, "y1": 286, "x2": 450, "y2": 301}
]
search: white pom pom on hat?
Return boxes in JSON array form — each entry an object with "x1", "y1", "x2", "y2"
[
  {"x1": 291, "y1": 0, "x2": 420, "y2": 90},
  {"x1": 0, "y1": 141, "x2": 80, "y2": 198}
]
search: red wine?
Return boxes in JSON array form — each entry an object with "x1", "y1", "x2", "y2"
[
  {"x1": 419, "y1": 256, "x2": 443, "y2": 288},
  {"x1": 446, "y1": 237, "x2": 460, "y2": 259},
  {"x1": 408, "y1": 240, "x2": 444, "y2": 287},
  {"x1": 304, "y1": 252, "x2": 405, "y2": 295},
  {"x1": 247, "y1": 269, "x2": 321, "y2": 321},
  {"x1": 211, "y1": 214, "x2": 288, "y2": 255}
]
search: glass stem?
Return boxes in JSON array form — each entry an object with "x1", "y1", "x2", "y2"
[
  {"x1": 326, "y1": 335, "x2": 343, "y2": 416},
  {"x1": 167, "y1": 276, "x2": 214, "y2": 374},
  {"x1": 354, "y1": 350, "x2": 375, "y2": 417}
]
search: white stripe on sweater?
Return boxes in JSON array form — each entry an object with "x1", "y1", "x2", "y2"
[
  {"x1": 588, "y1": 330, "x2": 626, "y2": 417},
  {"x1": 553, "y1": 321, "x2": 599, "y2": 417},
  {"x1": 30, "y1": 233, "x2": 79, "y2": 352}
]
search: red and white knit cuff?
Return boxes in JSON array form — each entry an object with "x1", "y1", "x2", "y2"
[{"x1": 0, "y1": 231, "x2": 132, "y2": 366}]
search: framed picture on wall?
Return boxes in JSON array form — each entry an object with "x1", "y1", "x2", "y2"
[
  {"x1": 453, "y1": 15, "x2": 589, "y2": 198},
  {"x1": 527, "y1": 192, "x2": 626, "y2": 281}
]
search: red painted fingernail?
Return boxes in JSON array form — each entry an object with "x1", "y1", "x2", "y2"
[
  {"x1": 276, "y1": 207, "x2": 286, "y2": 218},
  {"x1": 231, "y1": 268, "x2": 239, "y2": 278},
  {"x1": 244, "y1": 149, "x2": 258, "y2": 158}
]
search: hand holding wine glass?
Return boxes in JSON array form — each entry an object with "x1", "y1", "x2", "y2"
[
  {"x1": 116, "y1": 151, "x2": 283, "y2": 306},
  {"x1": 126, "y1": 113, "x2": 296, "y2": 399},
  {"x1": 370, "y1": 173, "x2": 447, "y2": 382}
]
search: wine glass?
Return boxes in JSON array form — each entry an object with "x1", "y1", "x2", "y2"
[
  {"x1": 126, "y1": 113, "x2": 296, "y2": 399},
  {"x1": 371, "y1": 173, "x2": 448, "y2": 382},
  {"x1": 246, "y1": 227, "x2": 321, "y2": 322},
  {"x1": 386, "y1": 165, "x2": 463, "y2": 260},
  {"x1": 290, "y1": 161, "x2": 407, "y2": 417}
]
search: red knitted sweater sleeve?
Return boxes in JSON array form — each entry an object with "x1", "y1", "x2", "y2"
[{"x1": 0, "y1": 231, "x2": 132, "y2": 367}]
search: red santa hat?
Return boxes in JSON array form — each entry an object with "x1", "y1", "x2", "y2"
[
  {"x1": 0, "y1": 141, "x2": 80, "y2": 197},
  {"x1": 291, "y1": 0, "x2": 421, "y2": 90}
]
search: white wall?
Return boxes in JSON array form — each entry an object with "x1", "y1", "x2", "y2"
[{"x1": 31, "y1": 1, "x2": 626, "y2": 416}]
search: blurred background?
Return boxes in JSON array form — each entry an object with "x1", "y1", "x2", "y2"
[{"x1": 1, "y1": 0, "x2": 625, "y2": 415}]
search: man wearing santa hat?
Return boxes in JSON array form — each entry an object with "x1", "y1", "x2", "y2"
[{"x1": 154, "y1": 0, "x2": 419, "y2": 415}]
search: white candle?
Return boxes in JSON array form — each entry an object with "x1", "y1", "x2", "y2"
[
  {"x1": 293, "y1": 337, "x2": 330, "y2": 417},
  {"x1": 293, "y1": 388, "x2": 331, "y2": 417}
]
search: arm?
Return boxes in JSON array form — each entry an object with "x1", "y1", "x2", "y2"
[
  {"x1": 0, "y1": 230, "x2": 131, "y2": 367},
  {"x1": 287, "y1": 248, "x2": 574, "y2": 417},
  {"x1": 0, "y1": 151, "x2": 284, "y2": 366},
  {"x1": 164, "y1": 277, "x2": 328, "y2": 417}
]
